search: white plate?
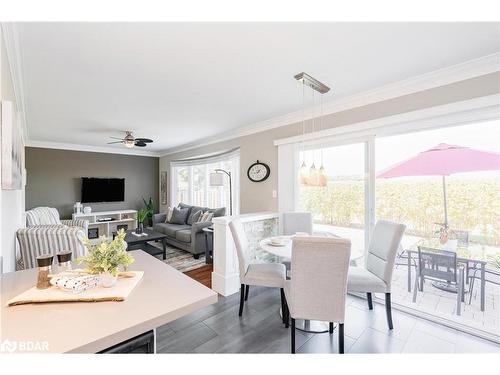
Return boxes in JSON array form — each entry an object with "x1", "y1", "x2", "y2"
[{"x1": 267, "y1": 241, "x2": 288, "y2": 247}]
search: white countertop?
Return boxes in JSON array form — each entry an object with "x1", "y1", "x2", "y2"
[{"x1": 0, "y1": 250, "x2": 217, "y2": 353}]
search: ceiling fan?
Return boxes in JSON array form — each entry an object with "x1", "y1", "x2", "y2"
[{"x1": 107, "y1": 131, "x2": 154, "y2": 148}]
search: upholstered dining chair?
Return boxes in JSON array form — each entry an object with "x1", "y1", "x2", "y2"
[
  {"x1": 283, "y1": 236, "x2": 351, "y2": 354},
  {"x1": 229, "y1": 218, "x2": 287, "y2": 319},
  {"x1": 282, "y1": 212, "x2": 313, "y2": 236},
  {"x1": 281, "y1": 212, "x2": 313, "y2": 277},
  {"x1": 347, "y1": 220, "x2": 406, "y2": 329}
]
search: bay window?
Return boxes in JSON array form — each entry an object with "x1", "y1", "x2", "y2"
[{"x1": 170, "y1": 149, "x2": 240, "y2": 214}]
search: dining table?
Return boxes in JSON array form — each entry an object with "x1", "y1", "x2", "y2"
[{"x1": 259, "y1": 234, "x2": 364, "y2": 334}]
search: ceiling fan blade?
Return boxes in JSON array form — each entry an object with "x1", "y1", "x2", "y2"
[
  {"x1": 135, "y1": 141, "x2": 147, "y2": 147},
  {"x1": 107, "y1": 141, "x2": 124, "y2": 144},
  {"x1": 135, "y1": 138, "x2": 153, "y2": 143},
  {"x1": 109, "y1": 136, "x2": 125, "y2": 140}
]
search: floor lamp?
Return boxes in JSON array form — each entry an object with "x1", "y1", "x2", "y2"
[{"x1": 209, "y1": 169, "x2": 232, "y2": 216}]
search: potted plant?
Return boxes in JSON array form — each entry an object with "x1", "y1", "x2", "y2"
[
  {"x1": 143, "y1": 197, "x2": 154, "y2": 227},
  {"x1": 136, "y1": 208, "x2": 148, "y2": 234},
  {"x1": 78, "y1": 229, "x2": 134, "y2": 287}
]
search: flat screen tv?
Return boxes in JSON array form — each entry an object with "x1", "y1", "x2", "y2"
[{"x1": 81, "y1": 177, "x2": 125, "y2": 203}]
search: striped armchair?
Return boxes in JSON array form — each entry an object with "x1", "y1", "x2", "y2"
[
  {"x1": 16, "y1": 207, "x2": 89, "y2": 270},
  {"x1": 25, "y1": 207, "x2": 89, "y2": 233}
]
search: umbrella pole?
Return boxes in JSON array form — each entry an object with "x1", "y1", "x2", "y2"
[{"x1": 442, "y1": 175, "x2": 448, "y2": 228}]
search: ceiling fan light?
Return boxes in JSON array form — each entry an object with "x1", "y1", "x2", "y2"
[{"x1": 125, "y1": 140, "x2": 135, "y2": 148}]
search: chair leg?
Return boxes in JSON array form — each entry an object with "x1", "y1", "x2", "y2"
[
  {"x1": 329, "y1": 322, "x2": 334, "y2": 334},
  {"x1": 239, "y1": 284, "x2": 245, "y2": 317},
  {"x1": 280, "y1": 288, "x2": 286, "y2": 324},
  {"x1": 385, "y1": 293, "x2": 393, "y2": 330},
  {"x1": 245, "y1": 285, "x2": 250, "y2": 301},
  {"x1": 283, "y1": 297, "x2": 290, "y2": 328},
  {"x1": 468, "y1": 276, "x2": 475, "y2": 305},
  {"x1": 457, "y1": 268, "x2": 464, "y2": 316},
  {"x1": 367, "y1": 292, "x2": 373, "y2": 310},
  {"x1": 291, "y1": 318, "x2": 296, "y2": 354},
  {"x1": 339, "y1": 323, "x2": 344, "y2": 354}
]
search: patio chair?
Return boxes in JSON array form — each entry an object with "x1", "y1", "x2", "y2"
[
  {"x1": 467, "y1": 265, "x2": 500, "y2": 305},
  {"x1": 412, "y1": 246, "x2": 465, "y2": 316}
]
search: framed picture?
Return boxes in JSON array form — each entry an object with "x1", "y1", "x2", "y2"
[
  {"x1": 1, "y1": 101, "x2": 23, "y2": 190},
  {"x1": 88, "y1": 227, "x2": 99, "y2": 239},
  {"x1": 161, "y1": 171, "x2": 167, "y2": 205}
]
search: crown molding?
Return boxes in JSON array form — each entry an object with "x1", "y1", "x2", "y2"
[
  {"x1": 274, "y1": 94, "x2": 500, "y2": 146},
  {"x1": 25, "y1": 140, "x2": 161, "y2": 157},
  {"x1": 160, "y1": 52, "x2": 500, "y2": 157},
  {"x1": 1, "y1": 22, "x2": 28, "y2": 144}
]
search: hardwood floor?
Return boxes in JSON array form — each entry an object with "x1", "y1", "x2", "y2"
[
  {"x1": 156, "y1": 286, "x2": 500, "y2": 353},
  {"x1": 184, "y1": 264, "x2": 212, "y2": 288}
]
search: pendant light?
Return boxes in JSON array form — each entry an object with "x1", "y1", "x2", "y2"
[
  {"x1": 298, "y1": 81, "x2": 309, "y2": 185},
  {"x1": 307, "y1": 89, "x2": 319, "y2": 186},
  {"x1": 318, "y1": 95, "x2": 328, "y2": 187},
  {"x1": 295, "y1": 72, "x2": 331, "y2": 187}
]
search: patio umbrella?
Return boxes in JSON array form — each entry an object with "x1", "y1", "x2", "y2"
[{"x1": 377, "y1": 143, "x2": 500, "y2": 227}]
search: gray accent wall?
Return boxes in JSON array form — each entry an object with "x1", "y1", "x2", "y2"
[{"x1": 25, "y1": 148, "x2": 159, "y2": 218}]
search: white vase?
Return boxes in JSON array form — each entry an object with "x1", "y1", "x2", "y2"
[{"x1": 100, "y1": 271, "x2": 118, "y2": 287}]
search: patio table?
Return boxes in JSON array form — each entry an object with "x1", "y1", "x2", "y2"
[{"x1": 406, "y1": 238, "x2": 492, "y2": 311}]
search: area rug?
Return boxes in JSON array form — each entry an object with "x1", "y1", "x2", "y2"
[{"x1": 149, "y1": 241, "x2": 206, "y2": 273}]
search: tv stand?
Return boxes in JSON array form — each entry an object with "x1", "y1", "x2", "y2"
[{"x1": 72, "y1": 209, "x2": 138, "y2": 239}]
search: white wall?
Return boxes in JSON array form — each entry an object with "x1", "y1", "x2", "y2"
[{"x1": 0, "y1": 26, "x2": 26, "y2": 273}]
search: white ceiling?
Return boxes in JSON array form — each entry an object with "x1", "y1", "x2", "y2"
[{"x1": 17, "y1": 22, "x2": 500, "y2": 154}]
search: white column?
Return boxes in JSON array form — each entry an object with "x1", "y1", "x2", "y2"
[{"x1": 211, "y1": 216, "x2": 240, "y2": 297}]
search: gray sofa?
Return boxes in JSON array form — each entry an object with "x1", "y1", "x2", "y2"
[{"x1": 152, "y1": 203, "x2": 226, "y2": 258}]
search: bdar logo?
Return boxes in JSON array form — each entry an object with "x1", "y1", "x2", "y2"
[{"x1": 0, "y1": 339, "x2": 17, "y2": 353}]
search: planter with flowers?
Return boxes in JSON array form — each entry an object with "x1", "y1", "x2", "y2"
[{"x1": 78, "y1": 229, "x2": 134, "y2": 287}]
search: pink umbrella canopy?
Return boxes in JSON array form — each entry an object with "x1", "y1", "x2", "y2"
[
  {"x1": 377, "y1": 143, "x2": 500, "y2": 178},
  {"x1": 377, "y1": 143, "x2": 500, "y2": 226}
]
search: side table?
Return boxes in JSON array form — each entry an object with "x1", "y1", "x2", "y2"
[{"x1": 202, "y1": 226, "x2": 214, "y2": 264}]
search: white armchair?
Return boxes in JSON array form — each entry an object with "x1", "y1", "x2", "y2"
[{"x1": 347, "y1": 220, "x2": 406, "y2": 329}]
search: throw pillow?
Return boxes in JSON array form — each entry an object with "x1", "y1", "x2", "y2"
[
  {"x1": 198, "y1": 211, "x2": 210, "y2": 222},
  {"x1": 170, "y1": 207, "x2": 190, "y2": 225},
  {"x1": 165, "y1": 207, "x2": 174, "y2": 223},
  {"x1": 187, "y1": 210, "x2": 202, "y2": 225}
]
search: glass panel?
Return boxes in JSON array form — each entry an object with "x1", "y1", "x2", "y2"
[
  {"x1": 176, "y1": 167, "x2": 189, "y2": 205},
  {"x1": 375, "y1": 120, "x2": 500, "y2": 339},
  {"x1": 192, "y1": 166, "x2": 206, "y2": 206},
  {"x1": 298, "y1": 142, "x2": 366, "y2": 258}
]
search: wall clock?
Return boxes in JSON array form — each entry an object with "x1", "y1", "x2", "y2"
[{"x1": 247, "y1": 160, "x2": 270, "y2": 182}]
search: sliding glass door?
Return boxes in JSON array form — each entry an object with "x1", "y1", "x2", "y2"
[
  {"x1": 298, "y1": 140, "x2": 371, "y2": 258},
  {"x1": 374, "y1": 120, "x2": 500, "y2": 340},
  {"x1": 294, "y1": 120, "x2": 499, "y2": 340}
]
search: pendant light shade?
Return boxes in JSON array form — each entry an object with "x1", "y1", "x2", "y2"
[
  {"x1": 318, "y1": 165, "x2": 327, "y2": 187},
  {"x1": 298, "y1": 161, "x2": 308, "y2": 185},
  {"x1": 308, "y1": 163, "x2": 319, "y2": 186}
]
